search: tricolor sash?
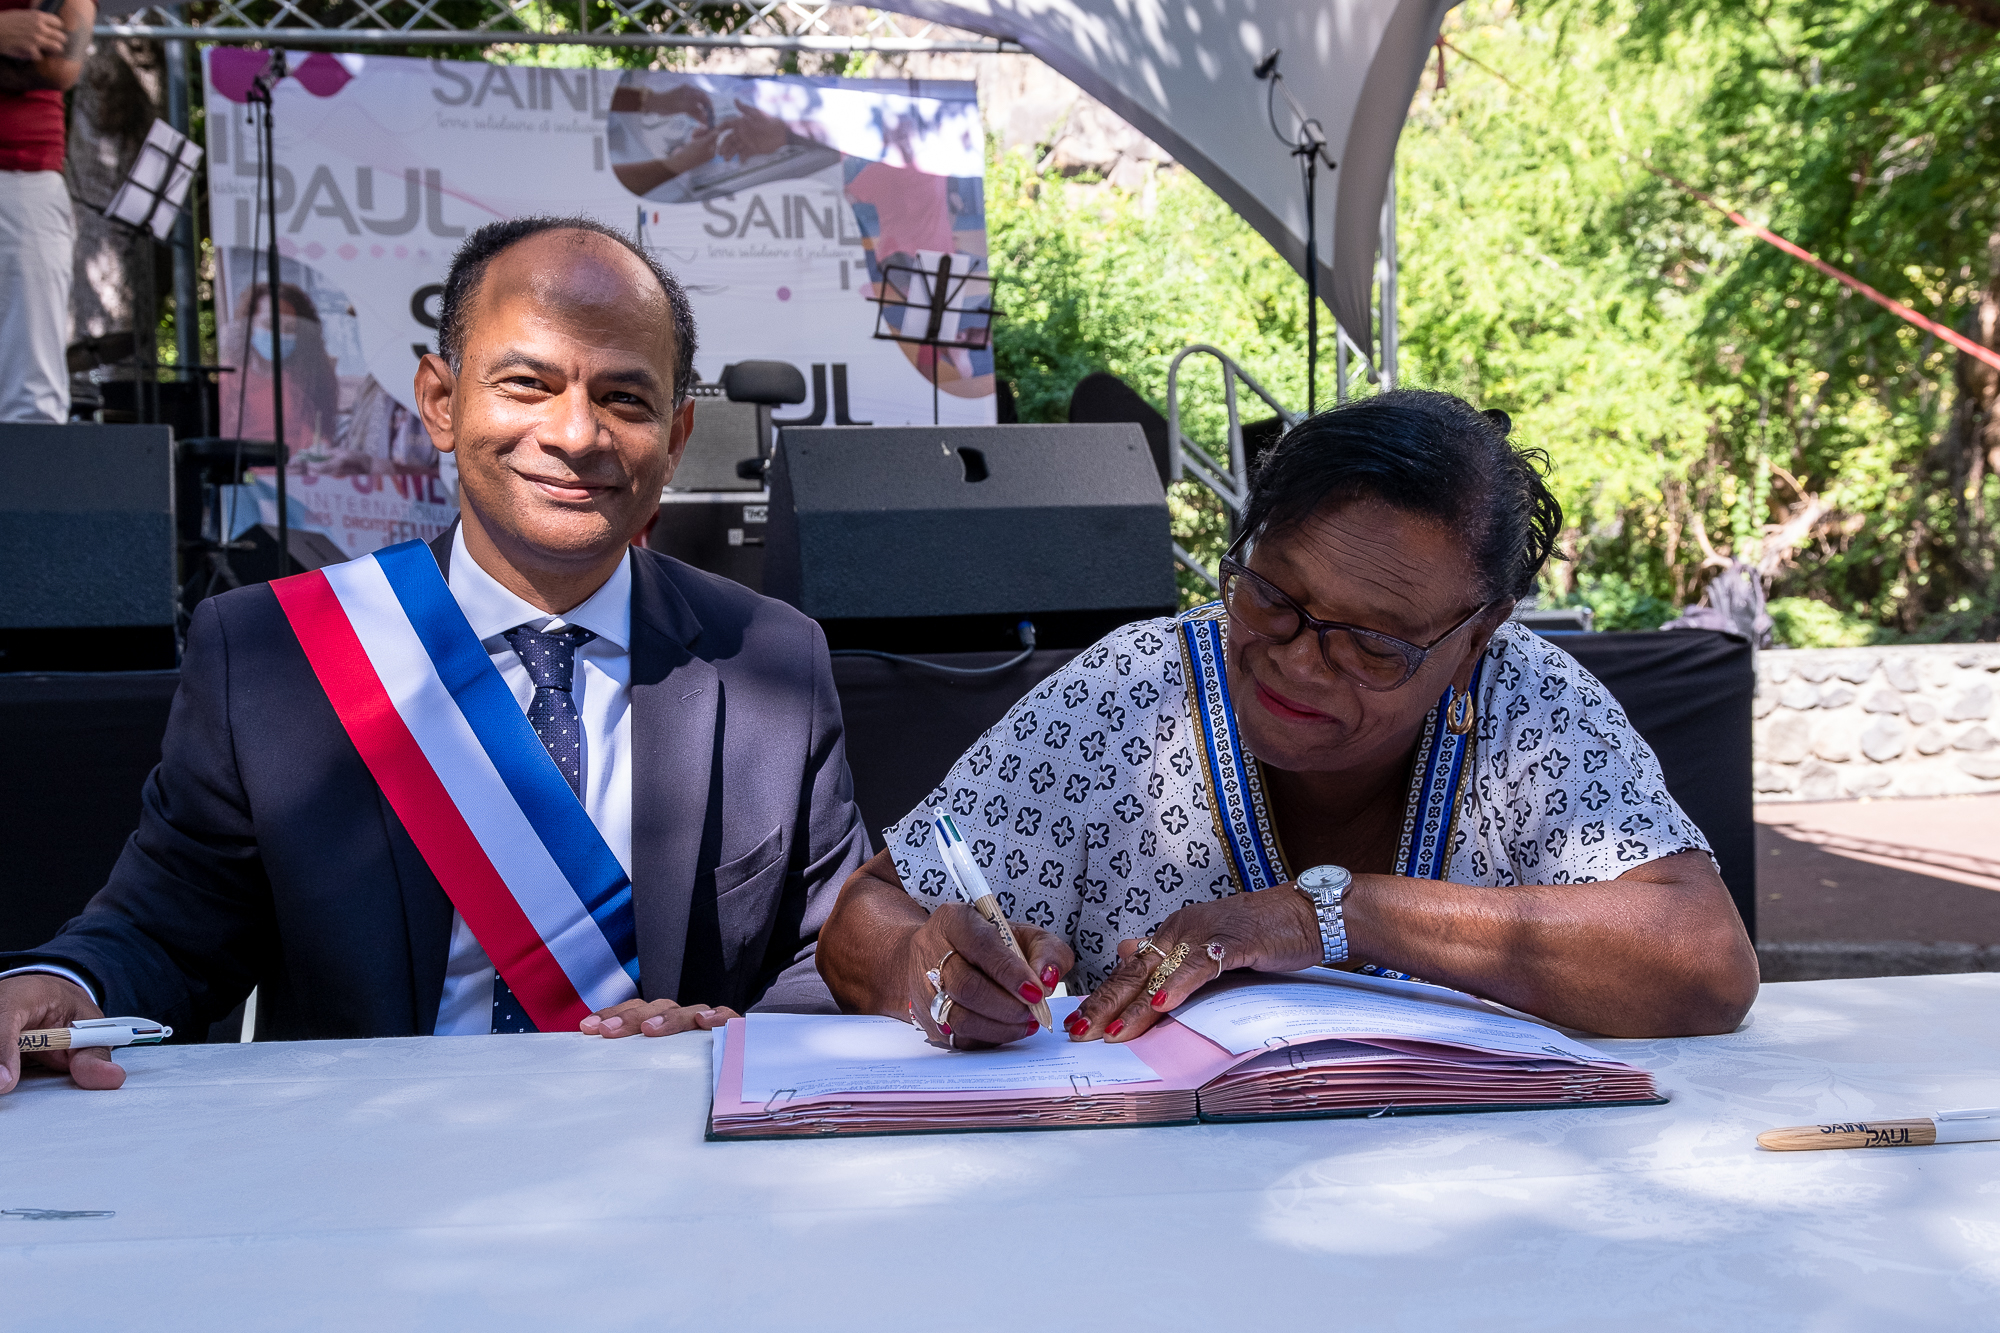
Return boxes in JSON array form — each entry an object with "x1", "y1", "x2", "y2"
[
  {"x1": 272, "y1": 539, "x2": 640, "y2": 1032},
  {"x1": 1176, "y1": 603, "x2": 1483, "y2": 890}
]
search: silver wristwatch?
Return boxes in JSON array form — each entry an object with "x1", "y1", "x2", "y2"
[{"x1": 1296, "y1": 864, "x2": 1354, "y2": 966}]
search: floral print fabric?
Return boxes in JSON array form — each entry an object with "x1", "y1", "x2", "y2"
[{"x1": 887, "y1": 613, "x2": 1711, "y2": 991}]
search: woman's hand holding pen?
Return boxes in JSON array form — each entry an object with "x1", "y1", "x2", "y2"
[
  {"x1": 905, "y1": 903, "x2": 1073, "y2": 1050},
  {"x1": 1067, "y1": 887, "x2": 1324, "y2": 1044}
]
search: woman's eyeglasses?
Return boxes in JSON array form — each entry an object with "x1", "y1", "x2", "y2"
[{"x1": 1217, "y1": 552, "x2": 1493, "y2": 692}]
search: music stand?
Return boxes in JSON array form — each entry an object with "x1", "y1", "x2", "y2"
[
  {"x1": 104, "y1": 118, "x2": 203, "y2": 241},
  {"x1": 869, "y1": 254, "x2": 1000, "y2": 425},
  {"x1": 85, "y1": 118, "x2": 205, "y2": 430}
]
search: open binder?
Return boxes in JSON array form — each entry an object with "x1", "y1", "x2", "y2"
[{"x1": 708, "y1": 970, "x2": 1664, "y2": 1140}]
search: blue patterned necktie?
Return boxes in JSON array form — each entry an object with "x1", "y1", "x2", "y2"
[{"x1": 489, "y1": 623, "x2": 597, "y2": 1034}]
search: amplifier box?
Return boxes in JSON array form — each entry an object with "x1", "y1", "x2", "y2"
[
  {"x1": 765, "y1": 424, "x2": 1174, "y2": 651},
  {"x1": 646, "y1": 492, "x2": 769, "y2": 593},
  {"x1": 1, "y1": 423, "x2": 177, "y2": 671},
  {"x1": 671, "y1": 389, "x2": 762, "y2": 493}
]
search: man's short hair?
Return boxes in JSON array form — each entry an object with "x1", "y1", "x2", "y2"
[{"x1": 435, "y1": 215, "x2": 699, "y2": 404}]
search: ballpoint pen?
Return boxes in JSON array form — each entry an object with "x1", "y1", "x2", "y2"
[
  {"x1": 933, "y1": 812, "x2": 1055, "y2": 1030},
  {"x1": 16, "y1": 1017, "x2": 173, "y2": 1054},
  {"x1": 1756, "y1": 1106, "x2": 2000, "y2": 1151}
]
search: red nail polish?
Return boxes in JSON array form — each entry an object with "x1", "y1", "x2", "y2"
[
  {"x1": 1151, "y1": 990, "x2": 1170, "y2": 1008},
  {"x1": 1019, "y1": 982, "x2": 1043, "y2": 1003},
  {"x1": 1041, "y1": 965, "x2": 1061, "y2": 989},
  {"x1": 1025, "y1": 1021, "x2": 1041, "y2": 1038},
  {"x1": 1064, "y1": 1013, "x2": 1084, "y2": 1034},
  {"x1": 1107, "y1": 1019, "x2": 1125, "y2": 1037}
]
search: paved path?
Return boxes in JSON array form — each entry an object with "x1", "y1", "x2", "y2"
[{"x1": 1755, "y1": 794, "x2": 2000, "y2": 945}]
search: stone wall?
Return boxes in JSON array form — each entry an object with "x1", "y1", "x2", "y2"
[{"x1": 1754, "y1": 645, "x2": 2000, "y2": 801}]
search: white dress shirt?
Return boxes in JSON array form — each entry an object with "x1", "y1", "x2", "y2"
[
  {"x1": 2, "y1": 530, "x2": 637, "y2": 1033},
  {"x1": 432, "y1": 525, "x2": 635, "y2": 1034}
]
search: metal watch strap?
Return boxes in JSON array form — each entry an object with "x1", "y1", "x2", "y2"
[{"x1": 1298, "y1": 865, "x2": 1352, "y2": 966}]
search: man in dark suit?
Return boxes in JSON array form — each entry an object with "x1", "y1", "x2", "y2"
[{"x1": 0, "y1": 215, "x2": 870, "y2": 1092}]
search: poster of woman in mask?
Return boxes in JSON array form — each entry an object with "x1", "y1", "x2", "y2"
[
  {"x1": 217, "y1": 274, "x2": 341, "y2": 454},
  {"x1": 213, "y1": 248, "x2": 455, "y2": 559}
]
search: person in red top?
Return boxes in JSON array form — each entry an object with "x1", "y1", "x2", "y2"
[{"x1": 0, "y1": 0, "x2": 93, "y2": 422}]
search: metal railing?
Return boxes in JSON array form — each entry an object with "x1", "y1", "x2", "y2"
[
  {"x1": 1164, "y1": 333, "x2": 1369, "y2": 588},
  {"x1": 98, "y1": 1, "x2": 1022, "y2": 51}
]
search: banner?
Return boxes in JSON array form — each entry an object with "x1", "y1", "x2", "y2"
[{"x1": 202, "y1": 51, "x2": 995, "y2": 557}]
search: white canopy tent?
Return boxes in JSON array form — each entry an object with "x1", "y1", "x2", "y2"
[
  {"x1": 106, "y1": 1, "x2": 1455, "y2": 381},
  {"x1": 897, "y1": 0, "x2": 1457, "y2": 379}
]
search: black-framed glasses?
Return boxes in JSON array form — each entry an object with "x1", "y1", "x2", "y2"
[{"x1": 1217, "y1": 547, "x2": 1494, "y2": 692}]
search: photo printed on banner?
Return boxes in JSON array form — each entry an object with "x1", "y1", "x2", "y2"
[{"x1": 201, "y1": 50, "x2": 998, "y2": 563}]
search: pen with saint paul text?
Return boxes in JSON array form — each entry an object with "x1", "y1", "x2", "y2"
[{"x1": 1756, "y1": 1106, "x2": 1999, "y2": 1150}]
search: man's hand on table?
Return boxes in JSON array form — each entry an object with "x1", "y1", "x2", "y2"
[
  {"x1": 0, "y1": 974, "x2": 126, "y2": 1094},
  {"x1": 579, "y1": 998, "x2": 739, "y2": 1038}
]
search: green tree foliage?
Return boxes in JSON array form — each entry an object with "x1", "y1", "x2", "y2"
[
  {"x1": 985, "y1": 147, "x2": 1337, "y2": 605},
  {"x1": 988, "y1": 0, "x2": 2000, "y2": 640},
  {"x1": 1622, "y1": 0, "x2": 2000, "y2": 638}
]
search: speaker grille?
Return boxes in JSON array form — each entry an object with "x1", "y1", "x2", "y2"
[
  {"x1": 766, "y1": 424, "x2": 1174, "y2": 643},
  {"x1": 0, "y1": 424, "x2": 177, "y2": 631}
]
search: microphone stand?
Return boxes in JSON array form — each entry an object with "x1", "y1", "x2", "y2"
[
  {"x1": 246, "y1": 52, "x2": 290, "y2": 576},
  {"x1": 1257, "y1": 51, "x2": 1339, "y2": 415}
]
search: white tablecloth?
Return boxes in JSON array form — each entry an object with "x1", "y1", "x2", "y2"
[{"x1": 4, "y1": 974, "x2": 1997, "y2": 1331}]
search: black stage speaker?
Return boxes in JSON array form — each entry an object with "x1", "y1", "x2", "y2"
[
  {"x1": 672, "y1": 385, "x2": 763, "y2": 493},
  {"x1": 646, "y1": 492, "x2": 768, "y2": 592},
  {"x1": 766, "y1": 424, "x2": 1175, "y2": 652},
  {"x1": 1067, "y1": 371, "x2": 1171, "y2": 488},
  {"x1": 0, "y1": 423, "x2": 177, "y2": 671},
  {"x1": 231, "y1": 524, "x2": 348, "y2": 583}
]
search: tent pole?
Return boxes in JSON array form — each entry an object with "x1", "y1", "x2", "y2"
[
  {"x1": 166, "y1": 39, "x2": 200, "y2": 377},
  {"x1": 1380, "y1": 166, "x2": 1398, "y2": 391},
  {"x1": 1303, "y1": 150, "x2": 1318, "y2": 415}
]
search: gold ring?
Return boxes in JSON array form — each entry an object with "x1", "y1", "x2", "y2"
[
  {"x1": 1206, "y1": 941, "x2": 1227, "y2": 980},
  {"x1": 1144, "y1": 942, "x2": 1191, "y2": 997}
]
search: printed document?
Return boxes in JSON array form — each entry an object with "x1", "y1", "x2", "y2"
[
  {"x1": 738, "y1": 997, "x2": 1160, "y2": 1102},
  {"x1": 1171, "y1": 976, "x2": 1614, "y2": 1063}
]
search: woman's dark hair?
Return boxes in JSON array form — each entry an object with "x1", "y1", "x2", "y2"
[
  {"x1": 435, "y1": 215, "x2": 698, "y2": 403},
  {"x1": 1239, "y1": 389, "x2": 1562, "y2": 602}
]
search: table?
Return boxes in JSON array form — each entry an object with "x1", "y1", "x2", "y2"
[{"x1": 5, "y1": 975, "x2": 1995, "y2": 1330}]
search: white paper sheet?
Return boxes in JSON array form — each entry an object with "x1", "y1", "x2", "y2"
[
  {"x1": 1170, "y1": 977, "x2": 1614, "y2": 1064},
  {"x1": 737, "y1": 998, "x2": 1159, "y2": 1102}
]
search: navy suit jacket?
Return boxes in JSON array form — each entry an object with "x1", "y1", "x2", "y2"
[{"x1": 2, "y1": 534, "x2": 871, "y2": 1039}]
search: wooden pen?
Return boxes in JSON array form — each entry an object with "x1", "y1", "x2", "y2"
[
  {"x1": 17, "y1": 1017, "x2": 173, "y2": 1053},
  {"x1": 1757, "y1": 1107, "x2": 2000, "y2": 1151},
  {"x1": 933, "y1": 813, "x2": 1055, "y2": 1030}
]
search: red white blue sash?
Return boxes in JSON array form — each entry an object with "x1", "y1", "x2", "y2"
[{"x1": 271, "y1": 539, "x2": 640, "y2": 1032}]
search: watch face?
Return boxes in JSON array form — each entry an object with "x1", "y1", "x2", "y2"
[{"x1": 1300, "y1": 864, "x2": 1352, "y2": 894}]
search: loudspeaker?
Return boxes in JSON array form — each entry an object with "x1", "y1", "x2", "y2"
[
  {"x1": 766, "y1": 424, "x2": 1174, "y2": 652},
  {"x1": 671, "y1": 385, "x2": 763, "y2": 493},
  {"x1": 0, "y1": 423, "x2": 177, "y2": 672},
  {"x1": 646, "y1": 492, "x2": 768, "y2": 593},
  {"x1": 229, "y1": 524, "x2": 348, "y2": 585},
  {"x1": 1067, "y1": 371, "x2": 1171, "y2": 488}
]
